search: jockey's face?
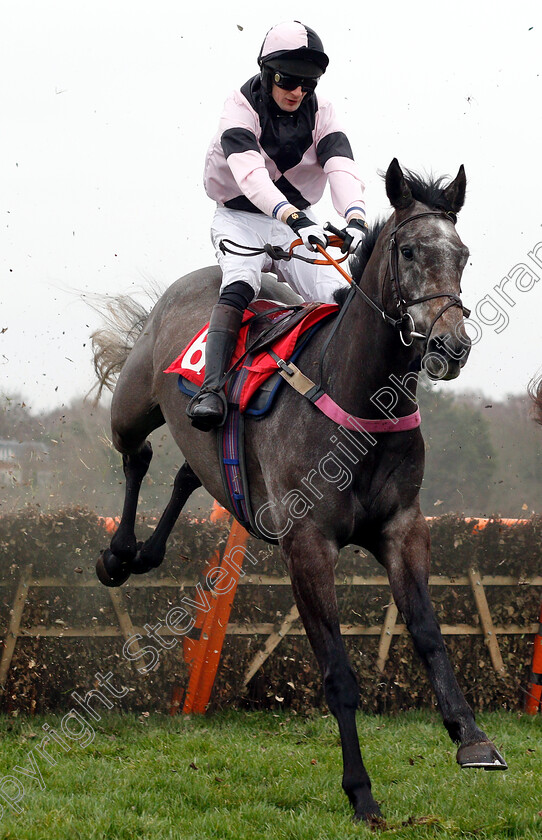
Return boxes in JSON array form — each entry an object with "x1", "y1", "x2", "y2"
[{"x1": 271, "y1": 83, "x2": 307, "y2": 112}]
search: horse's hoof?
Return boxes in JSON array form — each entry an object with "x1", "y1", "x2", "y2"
[
  {"x1": 96, "y1": 550, "x2": 131, "y2": 587},
  {"x1": 457, "y1": 741, "x2": 508, "y2": 771},
  {"x1": 353, "y1": 807, "x2": 385, "y2": 826},
  {"x1": 352, "y1": 795, "x2": 383, "y2": 823},
  {"x1": 362, "y1": 814, "x2": 387, "y2": 830}
]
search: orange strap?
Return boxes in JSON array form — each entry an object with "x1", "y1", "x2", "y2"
[
  {"x1": 315, "y1": 242, "x2": 354, "y2": 285},
  {"x1": 289, "y1": 235, "x2": 353, "y2": 284}
]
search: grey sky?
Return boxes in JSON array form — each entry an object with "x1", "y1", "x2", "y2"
[{"x1": 2, "y1": 0, "x2": 541, "y2": 411}]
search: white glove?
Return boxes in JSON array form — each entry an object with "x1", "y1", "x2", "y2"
[
  {"x1": 286, "y1": 210, "x2": 329, "y2": 252},
  {"x1": 342, "y1": 218, "x2": 369, "y2": 254},
  {"x1": 300, "y1": 223, "x2": 329, "y2": 252}
]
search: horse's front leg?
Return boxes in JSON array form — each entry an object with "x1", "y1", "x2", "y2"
[
  {"x1": 130, "y1": 461, "x2": 202, "y2": 574},
  {"x1": 283, "y1": 525, "x2": 382, "y2": 822},
  {"x1": 377, "y1": 510, "x2": 507, "y2": 769}
]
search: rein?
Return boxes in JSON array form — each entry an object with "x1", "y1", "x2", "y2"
[
  {"x1": 215, "y1": 211, "x2": 469, "y2": 431},
  {"x1": 219, "y1": 236, "x2": 350, "y2": 266},
  {"x1": 221, "y1": 210, "x2": 469, "y2": 355},
  {"x1": 320, "y1": 211, "x2": 469, "y2": 352},
  {"x1": 310, "y1": 210, "x2": 469, "y2": 387}
]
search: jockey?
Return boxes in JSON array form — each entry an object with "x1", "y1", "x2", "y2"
[{"x1": 187, "y1": 20, "x2": 368, "y2": 431}]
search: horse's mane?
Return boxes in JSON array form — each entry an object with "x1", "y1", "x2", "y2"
[
  {"x1": 349, "y1": 220, "x2": 387, "y2": 286},
  {"x1": 401, "y1": 170, "x2": 459, "y2": 215},
  {"x1": 334, "y1": 170, "x2": 459, "y2": 306}
]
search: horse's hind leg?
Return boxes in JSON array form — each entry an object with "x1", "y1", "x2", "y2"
[
  {"x1": 378, "y1": 511, "x2": 507, "y2": 770},
  {"x1": 97, "y1": 438, "x2": 155, "y2": 587},
  {"x1": 97, "y1": 343, "x2": 166, "y2": 586},
  {"x1": 283, "y1": 526, "x2": 381, "y2": 822},
  {"x1": 130, "y1": 462, "x2": 202, "y2": 574}
]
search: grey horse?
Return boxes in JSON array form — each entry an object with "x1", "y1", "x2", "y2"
[{"x1": 92, "y1": 159, "x2": 507, "y2": 821}]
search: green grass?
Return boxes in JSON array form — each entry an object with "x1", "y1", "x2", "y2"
[{"x1": 0, "y1": 710, "x2": 540, "y2": 839}]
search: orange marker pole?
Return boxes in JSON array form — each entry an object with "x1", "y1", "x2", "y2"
[
  {"x1": 101, "y1": 516, "x2": 121, "y2": 534},
  {"x1": 180, "y1": 551, "x2": 220, "y2": 714},
  {"x1": 525, "y1": 602, "x2": 542, "y2": 715},
  {"x1": 210, "y1": 499, "x2": 230, "y2": 524},
  {"x1": 176, "y1": 502, "x2": 231, "y2": 715},
  {"x1": 190, "y1": 519, "x2": 249, "y2": 714},
  {"x1": 182, "y1": 593, "x2": 219, "y2": 714},
  {"x1": 182, "y1": 518, "x2": 249, "y2": 714}
]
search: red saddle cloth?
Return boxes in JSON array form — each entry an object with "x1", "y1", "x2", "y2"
[{"x1": 164, "y1": 300, "x2": 338, "y2": 413}]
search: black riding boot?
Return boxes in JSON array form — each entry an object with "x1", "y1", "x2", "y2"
[{"x1": 186, "y1": 303, "x2": 243, "y2": 432}]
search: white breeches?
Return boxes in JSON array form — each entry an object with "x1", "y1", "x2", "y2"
[{"x1": 210, "y1": 206, "x2": 350, "y2": 304}]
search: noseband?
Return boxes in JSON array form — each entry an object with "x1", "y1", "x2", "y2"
[{"x1": 350, "y1": 210, "x2": 470, "y2": 351}]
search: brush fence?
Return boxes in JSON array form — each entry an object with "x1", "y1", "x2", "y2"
[{"x1": 0, "y1": 509, "x2": 540, "y2": 712}]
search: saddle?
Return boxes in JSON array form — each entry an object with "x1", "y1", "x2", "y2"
[{"x1": 165, "y1": 299, "x2": 339, "y2": 414}]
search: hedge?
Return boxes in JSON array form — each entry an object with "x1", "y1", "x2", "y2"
[{"x1": 0, "y1": 508, "x2": 540, "y2": 715}]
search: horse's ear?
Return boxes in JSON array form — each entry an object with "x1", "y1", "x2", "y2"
[
  {"x1": 385, "y1": 158, "x2": 413, "y2": 210},
  {"x1": 443, "y1": 165, "x2": 467, "y2": 214}
]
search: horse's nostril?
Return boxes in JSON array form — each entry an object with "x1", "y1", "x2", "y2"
[{"x1": 428, "y1": 333, "x2": 471, "y2": 363}]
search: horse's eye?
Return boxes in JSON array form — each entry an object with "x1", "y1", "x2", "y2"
[{"x1": 401, "y1": 247, "x2": 414, "y2": 261}]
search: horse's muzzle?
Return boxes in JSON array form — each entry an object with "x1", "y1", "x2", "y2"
[{"x1": 423, "y1": 332, "x2": 472, "y2": 380}]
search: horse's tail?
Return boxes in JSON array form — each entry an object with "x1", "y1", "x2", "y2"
[
  {"x1": 89, "y1": 293, "x2": 153, "y2": 398},
  {"x1": 528, "y1": 373, "x2": 542, "y2": 425}
]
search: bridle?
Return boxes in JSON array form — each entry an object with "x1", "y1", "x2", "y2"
[
  {"x1": 385, "y1": 210, "x2": 470, "y2": 347},
  {"x1": 219, "y1": 208, "x2": 470, "y2": 357},
  {"x1": 347, "y1": 210, "x2": 470, "y2": 351}
]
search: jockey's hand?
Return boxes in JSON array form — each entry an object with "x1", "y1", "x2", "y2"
[
  {"x1": 341, "y1": 218, "x2": 369, "y2": 254},
  {"x1": 286, "y1": 210, "x2": 329, "y2": 252}
]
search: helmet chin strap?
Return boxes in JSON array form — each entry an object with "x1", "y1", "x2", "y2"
[{"x1": 259, "y1": 64, "x2": 274, "y2": 93}]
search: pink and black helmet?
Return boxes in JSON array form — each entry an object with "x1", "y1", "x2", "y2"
[{"x1": 258, "y1": 21, "x2": 329, "y2": 92}]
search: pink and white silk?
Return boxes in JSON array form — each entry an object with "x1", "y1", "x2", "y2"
[{"x1": 204, "y1": 91, "x2": 365, "y2": 219}]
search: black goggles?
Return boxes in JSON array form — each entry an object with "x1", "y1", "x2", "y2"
[{"x1": 272, "y1": 71, "x2": 318, "y2": 93}]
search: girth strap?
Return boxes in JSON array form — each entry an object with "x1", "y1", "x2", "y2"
[{"x1": 269, "y1": 351, "x2": 421, "y2": 433}]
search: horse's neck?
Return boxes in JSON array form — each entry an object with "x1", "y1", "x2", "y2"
[{"x1": 324, "y1": 268, "x2": 419, "y2": 421}]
